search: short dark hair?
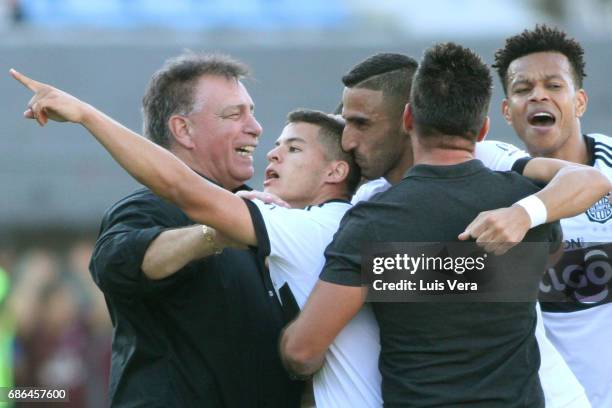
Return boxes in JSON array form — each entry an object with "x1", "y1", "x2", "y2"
[
  {"x1": 342, "y1": 53, "x2": 418, "y2": 115},
  {"x1": 287, "y1": 109, "x2": 361, "y2": 195},
  {"x1": 142, "y1": 52, "x2": 250, "y2": 148},
  {"x1": 410, "y1": 42, "x2": 492, "y2": 142},
  {"x1": 493, "y1": 24, "x2": 586, "y2": 94}
]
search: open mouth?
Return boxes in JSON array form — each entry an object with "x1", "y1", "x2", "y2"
[
  {"x1": 265, "y1": 169, "x2": 280, "y2": 180},
  {"x1": 235, "y1": 145, "x2": 255, "y2": 157},
  {"x1": 527, "y1": 111, "x2": 556, "y2": 127}
]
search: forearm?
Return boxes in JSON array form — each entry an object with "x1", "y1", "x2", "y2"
[
  {"x1": 142, "y1": 225, "x2": 221, "y2": 280},
  {"x1": 279, "y1": 281, "x2": 365, "y2": 377},
  {"x1": 534, "y1": 165, "x2": 611, "y2": 222},
  {"x1": 280, "y1": 323, "x2": 326, "y2": 378},
  {"x1": 458, "y1": 159, "x2": 611, "y2": 254}
]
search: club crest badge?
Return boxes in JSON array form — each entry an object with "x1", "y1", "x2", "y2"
[{"x1": 586, "y1": 196, "x2": 612, "y2": 223}]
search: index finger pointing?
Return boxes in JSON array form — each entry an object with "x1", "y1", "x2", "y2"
[{"x1": 9, "y1": 69, "x2": 45, "y2": 92}]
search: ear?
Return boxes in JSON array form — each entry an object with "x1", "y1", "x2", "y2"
[
  {"x1": 402, "y1": 103, "x2": 413, "y2": 133},
  {"x1": 575, "y1": 89, "x2": 588, "y2": 118},
  {"x1": 168, "y1": 114, "x2": 195, "y2": 149},
  {"x1": 477, "y1": 116, "x2": 490, "y2": 142},
  {"x1": 325, "y1": 160, "x2": 350, "y2": 185},
  {"x1": 501, "y1": 99, "x2": 512, "y2": 125}
]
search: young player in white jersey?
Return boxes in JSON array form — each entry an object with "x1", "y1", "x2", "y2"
[
  {"x1": 494, "y1": 25, "x2": 612, "y2": 408},
  {"x1": 11, "y1": 68, "x2": 608, "y2": 407}
]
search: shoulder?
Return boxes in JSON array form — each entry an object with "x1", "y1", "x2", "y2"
[
  {"x1": 352, "y1": 178, "x2": 391, "y2": 204},
  {"x1": 475, "y1": 140, "x2": 525, "y2": 156},
  {"x1": 587, "y1": 133, "x2": 612, "y2": 172},
  {"x1": 490, "y1": 168, "x2": 542, "y2": 193},
  {"x1": 475, "y1": 140, "x2": 530, "y2": 171},
  {"x1": 305, "y1": 201, "x2": 352, "y2": 218},
  {"x1": 587, "y1": 132, "x2": 612, "y2": 144},
  {"x1": 251, "y1": 199, "x2": 349, "y2": 231},
  {"x1": 102, "y1": 187, "x2": 188, "y2": 226},
  {"x1": 340, "y1": 197, "x2": 388, "y2": 232},
  {"x1": 107, "y1": 188, "x2": 160, "y2": 210}
]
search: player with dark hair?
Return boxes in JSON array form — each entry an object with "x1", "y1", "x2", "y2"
[
  {"x1": 494, "y1": 24, "x2": 586, "y2": 95},
  {"x1": 341, "y1": 53, "x2": 418, "y2": 183},
  {"x1": 410, "y1": 44, "x2": 492, "y2": 141},
  {"x1": 280, "y1": 42, "x2": 594, "y2": 407},
  {"x1": 495, "y1": 25, "x2": 612, "y2": 408}
]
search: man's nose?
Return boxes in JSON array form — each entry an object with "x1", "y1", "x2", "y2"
[
  {"x1": 266, "y1": 146, "x2": 281, "y2": 162},
  {"x1": 342, "y1": 129, "x2": 358, "y2": 152},
  {"x1": 245, "y1": 114, "x2": 263, "y2": 138},
  {"x1": 529, "y1": 85, "x2": 550, "y2": 102}
]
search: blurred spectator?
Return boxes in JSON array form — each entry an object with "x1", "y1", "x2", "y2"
[
  {"x1": 4, "y1": 241, "x2": 111, "y2": 408},
  {"x1": 0, "y1": 266, "x2": 15, "y2": 394}
]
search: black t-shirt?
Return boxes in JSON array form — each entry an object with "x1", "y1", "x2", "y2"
[
  {"x1": 90, "y1": 187, "x2": 302, "y2": 408},
  {"x1": 321, "y1": 160, "x2": 560, "y2": 408}
]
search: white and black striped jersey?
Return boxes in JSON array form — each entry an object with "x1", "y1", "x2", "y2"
[
  {"x1": 540, "y1": 133, "x2": 611, "y2": 408},
  {"x1": 540, "y1": 133, "x2": 611, "y2": 311}
]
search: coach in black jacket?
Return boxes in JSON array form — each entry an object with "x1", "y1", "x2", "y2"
[{"x1": 90, "y1": 52, "x2": 301, "y2": 407}]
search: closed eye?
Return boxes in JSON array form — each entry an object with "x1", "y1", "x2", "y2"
[
  {"x1": 347, "y1": 121, "x2": 369, "y2": 132},
  {"x1": 513, "y1": 87, "x2": 530, "y2": 94}
]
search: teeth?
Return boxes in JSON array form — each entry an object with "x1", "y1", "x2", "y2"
[
  {"x1": 236, "y1": 145, "x2": 255, "y2": 156},
  {"x1": 534, "y1": 112, "x2": 553, "y2": 119}
]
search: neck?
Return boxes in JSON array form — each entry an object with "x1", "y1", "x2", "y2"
[
  {"x1": 384, "y1": 134, "x2": 414, "y2": 185},
  {"x1": 532, "y1": 131, "x2": 589, "y2": 165},
  {"x1": 411, "y1": 134, "x2": 476, "y2": 166},
  {"x1": 173, "y1": 148, "x2": 242, "y2": 191},
  {"x1": 288, "y1": 189, "x2": 349, "y2": 209}
]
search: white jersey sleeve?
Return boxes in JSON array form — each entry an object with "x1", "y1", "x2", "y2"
[
  {"x1": 248, "y1": 200, "x2": 383, "y2": 407},
  {"x1": 250, "y1": 199, "x2": 350, "y2": 307},
  {"x1": 252, "y1": 200, "x2": 322, "y2": 262},
  {"x1": 351, "y1": 177, "x2": 392, "y2": 204},
  {"x1": 475, "y1": 140, "x2": 530, "y2": 171}
]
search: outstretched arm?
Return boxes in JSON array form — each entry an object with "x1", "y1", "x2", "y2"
[
  {"x1": 11, "y1": 69, "x2": 257, "y2": 246},
  {"x1": 459, "y1": 157, "x2": 611, "y2": 254}
]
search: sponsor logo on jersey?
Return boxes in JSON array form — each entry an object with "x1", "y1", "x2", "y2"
[
  {"x1": 564, "y1": 237, "x2": 585, "y2": 250},
  {"x1": 586, "y1": 196, "x2": 612, "y2": 224},
  {"x1": 540, "y1": 244, "x2": 612, "y2": 306}
]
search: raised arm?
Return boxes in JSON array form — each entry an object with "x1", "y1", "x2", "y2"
[
  {"x1": 11, "y1": 69, "x2": 257, "y2": 246},
  {"x1": 460, "y1": 157, "x2": 611, "y2": 254}
]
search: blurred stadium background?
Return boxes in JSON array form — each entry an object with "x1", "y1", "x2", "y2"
[{"x1": 0, "y1": 0, "x2": 611, "y2": 406}]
